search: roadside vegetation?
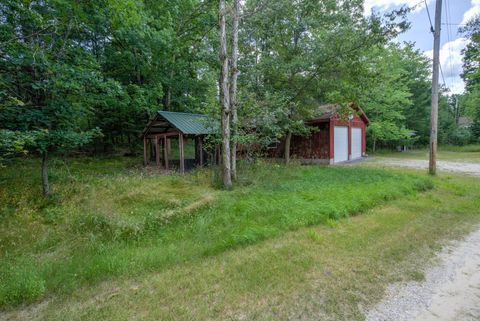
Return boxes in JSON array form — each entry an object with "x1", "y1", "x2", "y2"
[
  {"x1": 2, "y1": 160, "x2": 480, "y2": 320},
  {"x1": 2, "y1": 1, "x2": 480, "y2": 320},
  {"x1": 0, "y1": 156, "x2": 432, "y2": 308}
]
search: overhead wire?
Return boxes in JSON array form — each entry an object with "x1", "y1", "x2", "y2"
[
  {"x1": 424, "y1": 0, "x2": 435, "y2": 33},
  {"x1": 445, "y1": 0, "x2": 455, "y2": 91}
]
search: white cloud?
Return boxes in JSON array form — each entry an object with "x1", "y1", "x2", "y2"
[
  {"x1": 449, "y1": 82, "x2": 466, "y2": 95},
  {"x1": 364, "y1": 0, "x2": 432, "y2": 14},
  {"x1": 424, "y1": 37, "x2": 469, "y2": 94},
  {"x1": 461, "y1": 0, "x2": 480, "y2": 24}
]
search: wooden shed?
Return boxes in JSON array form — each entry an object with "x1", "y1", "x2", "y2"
[
  {"x1": 269, "y1": 104, "x2": 370, "y2": 164},
  {"x1": 142, "y1": 111, "x2": 216, "y2": 173}
]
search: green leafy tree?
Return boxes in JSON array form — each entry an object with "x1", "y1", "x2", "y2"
[
  {"x1": 460, "y1": 15, "x2": 480, "y2": 142},
  {"x1": 239, "y1": 0, "x2": 408, "y2": 160},
  {"x1": 0, "y1": 0, "x2": 102, "y2": 195},
  {"x1": 359, "y1": 43, "x2": 431, "y2": 150}
]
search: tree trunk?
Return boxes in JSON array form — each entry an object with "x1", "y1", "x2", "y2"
[
  {"x1": 42, "y1": 151, "x2": 50, "y2": 197},
  {"x1": 373, "y1": 136, "x2": 376, "y2": 153},
  {"x1": 284, "y1": 131, "x2": 292, "y2": 164},
  {"x1": 219, "y1": 0, "x2": 232, "y2": 189},
  {"x1": 230, "y1": 0, "x2": 240, "y2": 181},
  {"x1": 164, "y1": 55, "x2": 175, "y2": 110}
]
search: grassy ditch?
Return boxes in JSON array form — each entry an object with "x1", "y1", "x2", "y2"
[{"x1": 0, "y1": 157, "x2": 432, "y2": 308}]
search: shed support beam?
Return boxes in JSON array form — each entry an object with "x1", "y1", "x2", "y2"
[
  {"x1": 179, "y1": 133, "x2": 185, "y2": 174},
  {"x1": 164, "y1": 136, "x2": 169, "y2": 170},
  {"x1": 195, "y1": 136, "x2": 198, "y2": 165},
  {"x1": 329, "y1": 120, "x2": 334, "y2": 164},
  {"x1": 199, "y1": 137, "x2": 203, "y2": 167},
  {"x1": 348, "y1": 120, "x2": 352, "y2": 160},
  {"x1": 155, "y1": 136, "x2": 160, "y2": 167}
]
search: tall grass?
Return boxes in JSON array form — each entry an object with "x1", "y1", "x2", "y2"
[
  {"x1": 440, "y1": 144, "x2": 480, "y2": 153},
  {"x1": 0, "y1": 157, "x2": 432, "y2": 308}
]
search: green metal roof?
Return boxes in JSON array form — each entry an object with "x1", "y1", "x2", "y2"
[{"x1": 157, "y1": 111, "x2": 215, "y2": 135}]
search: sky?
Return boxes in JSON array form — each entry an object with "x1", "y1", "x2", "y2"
[{"x1": 365, "y1": 0, "x2": 480, "y2": 94}]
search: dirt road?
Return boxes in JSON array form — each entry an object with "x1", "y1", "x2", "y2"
[
  {"x1": 375, "y1": 158, "x2": 480, "y2": 176},
  {"x1": 366, "y1": 228, "x2": 480, "y2": 321},
  {"x1": 366, "y1": 157, "x2": 480, "y2": 321}
]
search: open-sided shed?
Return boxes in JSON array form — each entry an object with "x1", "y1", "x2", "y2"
[
  {"x1": 142, "y1": 111, "x2": 215, "y2": 173},
  {"x1": 269, "y1": 104, "x2": 370, "y2": 164}
]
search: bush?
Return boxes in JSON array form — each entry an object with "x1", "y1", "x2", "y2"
[{"x1": 449, "y1": 127, "x2": 472, "y2": 146}]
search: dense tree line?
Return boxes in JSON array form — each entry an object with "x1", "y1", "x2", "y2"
[
  {"x1": 0, "y1": 0, "x2": 473, "y2": 191},
  {"x1": 460, "y1": 15, "x2": 480, "y2": 143}
]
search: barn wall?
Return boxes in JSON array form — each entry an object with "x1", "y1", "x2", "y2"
[
  {"x1": 267, "y1": 114, "x2": 368, "y2": 161},
  {"x1": 268, "y1": 123, "x2": 330, "y2": 159},
  {"x1": 292, "y1": 122, "x2": 330, "y2": 159}
]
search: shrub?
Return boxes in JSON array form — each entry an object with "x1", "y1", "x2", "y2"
[{"x1": 449, "y1": 127, "x2": 472, "y2": 146}]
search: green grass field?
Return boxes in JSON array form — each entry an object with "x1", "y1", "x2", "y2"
[{"x1": 1, "y1": 154, "x2": 479, "y2": 320}]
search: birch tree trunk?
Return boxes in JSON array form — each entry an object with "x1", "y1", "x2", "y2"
[
  {"x1": 230, "y1": 0, "x2": 240, "y2": 181},
  {"x1": 284, "y1": 131, "x2": 292, "y2": 164},
  {"x1": 42, "y1": 151, "x2": 50, "y2": 197},
  {"x1": 219, "y1": 0, "x2": 232, "y2": 188},
  {"x1": 164, "y1": 54, "x2": 175, "y2": 110}
]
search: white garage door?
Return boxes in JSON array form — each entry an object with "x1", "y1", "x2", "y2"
[
  {"x1": 351, "y1": 127, "x2": 362, "y2": 160},
  {"x1": 334, "y1": 126, "x2": 348, "y2": 163}
]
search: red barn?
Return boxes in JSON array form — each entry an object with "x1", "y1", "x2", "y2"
[{"x1": 269, "y1": 104, "x2": 369, "y2": 164}]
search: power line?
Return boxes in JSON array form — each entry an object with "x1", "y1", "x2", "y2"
[
  {"x1": 445, "y1": 0, "x2": 455, "y2": 91},
  {"x1": 424, "y1": 0, "x2": 435, "y2": 33},
  {"x1": 439, "y1": 63, "x2": 447, "y2": 88},
  {"x1": 442, "y1": 23, "x2": 466, "y2": 26}
]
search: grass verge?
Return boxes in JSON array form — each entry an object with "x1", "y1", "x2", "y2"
[
  {"x1": 1, "y1": 173, "x2": 479, "y2": 320},
  {"x1": 1, "y1": 157, "x2": 431, "y2": 308}
]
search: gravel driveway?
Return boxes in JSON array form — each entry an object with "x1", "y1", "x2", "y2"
[
  {"x1": 376, "y1": 158, "x2": 480, "y2": 177},
  {"x1": 366, "y1": 228, "x2": 480, "y2": 321},
  {"x1": 366, "y1": 157, "x2": 480, "y2": 321}
]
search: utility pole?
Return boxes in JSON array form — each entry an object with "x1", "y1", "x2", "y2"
[{"x1": 429, "y1": 0, "x2": 442, "y2": 175}]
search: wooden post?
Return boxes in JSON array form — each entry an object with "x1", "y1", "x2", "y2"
[
  {"x1": 195, "y1": 136, "x2": 199, "y2": 165},
  {"x1": 155, "y1": 136, "x2": 160, "y2": 167},
  {"x1": 164, "y1": 135, "x2": 169, "y2": 170},
  {"x1": 329, "y1": 120, "x2": 334, "y2": 164},
  {"x1": 150, "y1": 140, "x2": 154, "y2": 162},
  {"x1": 429, "y1": 0, "x2": 442, "y2": 176},
  {"x1": 179, "y1": 133, "x2": 185, "y2": 174},
  {"x1": 199, "y1": 137, "x2": 204, "y2": 166},
  {"x1": 348, "y1": 119, "x2": 352, "y2": 160},
  {"x1": 362, "y1": 124, "x2": 367, "y2": 156},
  {"x1": 143, "y1": 136, "x2": 148, "y2": 166}
]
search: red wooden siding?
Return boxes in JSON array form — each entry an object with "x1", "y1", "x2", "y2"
[
  {"x1": 269, "y1": 114, "x2": 367, "y2": 161},
  {"x1": 268, "y1": 123, "x2": 330, "y2": 159}
]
